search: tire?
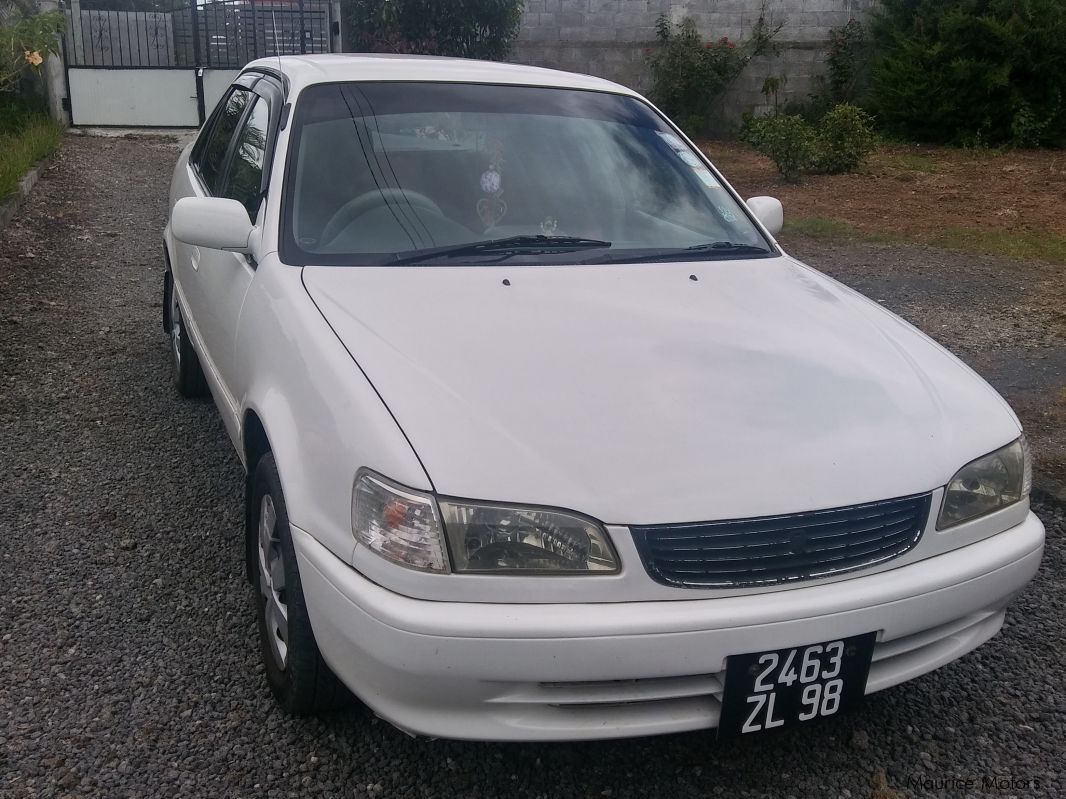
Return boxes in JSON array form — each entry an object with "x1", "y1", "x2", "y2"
[
  {"x1": 164, "y1": 269, "x2": 209, "y2": 398},
  {"x1": 251, "y1": 452, "x2": 348, "y2": 715}
]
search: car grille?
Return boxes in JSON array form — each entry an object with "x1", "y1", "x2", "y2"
[{"x1": 631, "y1": 493, "x2": 932, "y2": 588}]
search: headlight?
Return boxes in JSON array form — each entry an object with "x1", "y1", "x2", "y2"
[
  {"x1": 439, "y1": 501, "x2": 618, "y2": 573},
  {"x1": 938, "y1": 436, "x2": 1031, "y2": 529},
  {"x1": 352, "y1": 472, "x2": 619, "y2": 575},
  {"x1": 352, "y1": 471, "x2": 448, "y2": 572}
]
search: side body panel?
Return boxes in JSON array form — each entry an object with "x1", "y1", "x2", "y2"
[
  {"x1": 167, "y1": 73, "x2": 429, "y2": 565},
  {"x1": 233, "y1": 257, "x2": 432, "y2": 562}
]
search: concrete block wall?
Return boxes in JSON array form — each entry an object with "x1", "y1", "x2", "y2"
[{"x1": 511, "y1": 0, "x2": 874, "y2": 129}]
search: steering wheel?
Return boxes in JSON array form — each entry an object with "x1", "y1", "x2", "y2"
[{"x1": 319, "y1": 188, "x2": 442, "y2": 248}]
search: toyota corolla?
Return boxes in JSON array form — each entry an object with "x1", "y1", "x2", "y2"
[{"x1": 163, "y1": 54, "x2": 1044, "y2": 741}]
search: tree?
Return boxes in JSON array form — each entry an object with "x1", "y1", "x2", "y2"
[
  {"x1": 869, "y1": 0, "x2": 1066, "y2": 146},
  {"x1": 646, "y1": 12, "x2": 781, "y2": 135},
  {"x1": 343, "y1": 0, "x2": 522, "y2": 60},
  {"x1": 0, "y1": 2, "x2": 63, "y2": 95}
]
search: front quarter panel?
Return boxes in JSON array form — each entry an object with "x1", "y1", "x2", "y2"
[
  {"x1": 169, "y1": 140, "x2": 195, "y2": 207},
  {"x1": 234, "y1": 255, "x2": 432, "y2": 562},
  {"x1": 164, "y1": 141, "x2": 195, "y2": 259}
]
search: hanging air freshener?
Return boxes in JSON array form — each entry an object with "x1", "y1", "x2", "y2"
[{"x1": 476, "y1": 138, "x2": 507, "y2": 230}]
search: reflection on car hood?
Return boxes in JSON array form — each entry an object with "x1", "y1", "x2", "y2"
[{"x1": 302, "y1": 257, "x2": 1019, "y2": 524}]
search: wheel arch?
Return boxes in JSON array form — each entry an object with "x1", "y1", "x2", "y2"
[
  {"x1": 234, "y1": 258, "x2": 432, "y2": 582},
  {"x1": 162, "y1": 238, "x2": 173, "y2": 334},
  {"x1": 240, "y1": 395, "x2": 306, "y2": 583},
  {"x1": 242, "y1": 406, "x2": 275, "y2": 583}
]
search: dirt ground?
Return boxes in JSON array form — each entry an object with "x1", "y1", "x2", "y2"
[{"x1": 700, "y1": 141, "x2": 1066, "y2": 245}]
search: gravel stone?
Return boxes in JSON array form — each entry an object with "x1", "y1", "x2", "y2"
[{"x1": 1, "y1": 135, "x2": 1063, "y2": 798}]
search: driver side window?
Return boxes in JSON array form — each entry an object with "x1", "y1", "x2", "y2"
[
  {"x1": 195, "y1": 88, "x2": 251, "y2": 194},
  {"x1": 221, "y1": 97, "x2": 270, "y2": 219}
]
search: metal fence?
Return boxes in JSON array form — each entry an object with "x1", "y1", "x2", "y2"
[
  {"x1": 64, "y1": 9, "x2": 174, "y2": 67},
  {"x1": 63, "y1": 0, "x2": 333, "y2": 68}
]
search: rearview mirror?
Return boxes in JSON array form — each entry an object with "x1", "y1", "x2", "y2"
[
  {"x1": 746, "y1": 196, "x2": 784, "y2": 236},
  {"x1": 172, "y1": 197, "x2": 254, "y2": 252}
]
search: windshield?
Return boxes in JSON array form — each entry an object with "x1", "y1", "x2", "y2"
[{"x1": 281, "y1": 82, "x2": 774, "y2": 266}]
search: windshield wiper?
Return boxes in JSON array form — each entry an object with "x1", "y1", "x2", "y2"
[
  {"x1": 583, "y1": 241, "x2": 771, "y2": 264},
  {"x1": 684, "y1": 241, "x2": 771, "y2": 254},
  {"x1": 389, "y1": 235, "x2": 612, "y2": 265}
]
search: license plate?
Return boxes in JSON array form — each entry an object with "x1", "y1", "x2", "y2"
[{"x1": 717, "y1": 632, "x2": 876, "y2": 739}]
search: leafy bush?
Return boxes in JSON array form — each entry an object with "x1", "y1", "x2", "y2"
[
  {"x1": 825, "y1": 18, "x2": 869, "y2": 104},
  {"x1": 815, "y1": 103, "x2": 878, "y2": 173},
  {"x1": 791, "y1": 19, "x2": 871, "y2": 124},
  {"x1": 343, "y1": 0, "x2": 521, "y2": 60},
  {"x1": 0, "y1": 7, "x2": 63, "y2": 93},
  {"x1": 742, "y1": 103, "x2": 877, "y2": 181},
  {"x1": 869, "y1": 0, "x2": 1066, "y2": 147},
  {"x1": 741, "y1": 113, "x2": 816, "y2": 182},
  {"x1": 647, "y1": 12, "x2": 780, "y2": 135}
]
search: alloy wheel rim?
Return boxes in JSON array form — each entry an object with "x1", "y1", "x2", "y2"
[
  {"x1": 258, "y1": 494, "x2": 289, "y2": 670},
  {"x1": 169, "y1": 281, "x2": 182, "y2": 367}
]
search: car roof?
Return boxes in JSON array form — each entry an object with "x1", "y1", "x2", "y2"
[{"x1": 242, "y1": 53, "x2": 639, "y2": 97}]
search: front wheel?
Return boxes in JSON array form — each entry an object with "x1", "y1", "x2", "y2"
[
  {"x1": 164, "y1": 269, "x2": 209, "y2": 398},
  {"x1": 252, "y1": 453, "x2": 348, "y2": 715}
]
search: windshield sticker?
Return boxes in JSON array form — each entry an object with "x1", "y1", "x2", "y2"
[
  {"x1": 715, "y1": 204, "x2": 738, "y2": 222},
  {"x1": 656, "y1": 131, "x2": 686, "y2": 150},
  {"x1": 693, "y1": 168, "x2": 722, "y2": 189},
  {"x1": 657, "y1": 132, "x2": 721, "y2": 187}
]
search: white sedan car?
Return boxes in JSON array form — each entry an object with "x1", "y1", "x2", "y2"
[{"x1": 164, "y1": 54, "x2": 1044, "y2": 741}]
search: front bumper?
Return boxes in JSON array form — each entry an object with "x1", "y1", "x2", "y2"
[{"x1": 294, "y1": 512, "x2": 1044, "y2": 741}]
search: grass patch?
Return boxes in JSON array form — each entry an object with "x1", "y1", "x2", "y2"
[
  {"x1": 784, "y1": 216, "x2": 1066, "y2": 265},
  {"x1": 0, "y1": 114, "x2": 64, "y2": 201},
  {"x1": 880, "y1": 152, "x2": 941, "y2": 173},
  {"x1": 782, "y1": 217, "x2": 857, "y2": 240},
  {"x1": 933, "y1": 227, "x2": 1066, "y2": 265}
]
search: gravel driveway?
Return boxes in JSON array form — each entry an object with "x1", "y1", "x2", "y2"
[{"x1": 1, "y1": 136, "x2": 1063, "y2": 799}]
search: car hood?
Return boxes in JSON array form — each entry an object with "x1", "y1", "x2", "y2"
[{"x1": 302, "y1": 257, "x2": 1020, "y2": 524}]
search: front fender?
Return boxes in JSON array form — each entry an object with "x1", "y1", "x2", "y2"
[{"x1": 235, "y1": 256, "x2": 431, "y2": 564}]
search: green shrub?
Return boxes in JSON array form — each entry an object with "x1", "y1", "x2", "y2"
[
  {"x1": 343, "y1": 0, "x2": 522, "y2": 60},
  {"x1": 869, "y1": 0, "x2": 1066, "y2": 147},
  {"x1": 1, "y1": 7, "x2": 64, "y2": 93},
  {"x1": 741, "y1": 113, "x2": 816, "y2": 182},
  {"x1": 825, "y1": 18, "x2": 869, "y2": 104},
  {"x1": 790, "y1": 19, "x2": 871, "y2": 123},
  {"x1": 647, "y1": 12, "x2": 780, "y2": 135},
  {"x1": 0, "y1": 111, "x2": 63, "y2": 200},
  {"x1": 815, "y1": 103, "x2": 877, "y2": 173},
  {"x1": 742, "y1": 103, "x2": 877, "y2": 181}
]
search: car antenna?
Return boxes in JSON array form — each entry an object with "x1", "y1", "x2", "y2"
[{"x1": 271, "y1": 10, "x2": 283, "y2": 74}]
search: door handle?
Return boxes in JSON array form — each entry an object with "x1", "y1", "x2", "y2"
[{"x1": 190, "y1": 246, "x2": 201, "y2": 271}]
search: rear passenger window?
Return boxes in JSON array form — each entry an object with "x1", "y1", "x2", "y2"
[
  {"x1": 197, "y1": 89, "x2": 250, "y2": 193},
  {"x1": 222, "y1": 97, "x2": 270, "y2": 218}
]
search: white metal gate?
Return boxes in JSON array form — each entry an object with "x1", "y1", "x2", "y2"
[{"x1": 61, "y1": 0, "x2": 337, "y2": 127}]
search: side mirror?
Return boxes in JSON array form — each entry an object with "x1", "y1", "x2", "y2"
[
  {"x1": 746, "y1": 196, "x2": 784, "y2": 236},
  {"x1": 172, "y1": 196, "x2": 254, "y2": 252}
]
